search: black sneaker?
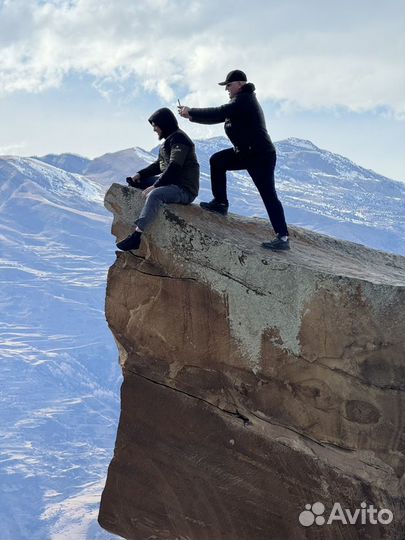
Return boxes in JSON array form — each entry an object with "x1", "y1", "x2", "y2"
[
  {"x1": 262, "y1": 235, "x2": 290, "y2": 251},
  {"x1": 200, "y1": 199, "x2": 229, "y2": 216},
  {"x1": 116, "y1": 231, "x2": 142, "y2": 251}
]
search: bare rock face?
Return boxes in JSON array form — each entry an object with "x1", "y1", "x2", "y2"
[{"x1": 99, "y1": 184, "x2": 405, "y2": 540}]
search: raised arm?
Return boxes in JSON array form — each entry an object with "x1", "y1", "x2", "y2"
[{"x1": 179, "y1": 101, "x2": 238, "y2": 125}]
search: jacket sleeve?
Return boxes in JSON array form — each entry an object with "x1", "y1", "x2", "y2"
[
  {"x1": 137, "y1": 159, "x2": 161, "y2": 179},
  {"x1": 189, "y1": 100, "x2": 239, "y2": 124},
  {"x1": 153, "y1": 143, "x2": 189, "y2": 187}
]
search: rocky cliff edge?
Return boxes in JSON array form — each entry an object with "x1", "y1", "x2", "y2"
[{"x1": 99, "y1": 183, "x2": 405, "y2": 540}]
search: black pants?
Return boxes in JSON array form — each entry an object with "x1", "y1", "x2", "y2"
[{"x1": 209, "y1": 148, "x2": 289, "y2": 237}]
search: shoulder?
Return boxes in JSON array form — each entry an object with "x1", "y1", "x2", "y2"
[{"x1": 167, "y1": 129, "x2": 194, "y2": 148}]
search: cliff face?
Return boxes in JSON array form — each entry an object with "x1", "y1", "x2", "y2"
[{"x1": 99, "y1": 184, "x2": 405, "y2": 540}]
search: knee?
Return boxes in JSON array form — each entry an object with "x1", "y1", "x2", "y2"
[{"x1": 146, "y1": 189, "x2": 162, "y2": 202}]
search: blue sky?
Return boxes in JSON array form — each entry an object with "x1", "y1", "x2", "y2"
[{"x1": 0, "y1": 0, "x2": 403, "y2": 180}]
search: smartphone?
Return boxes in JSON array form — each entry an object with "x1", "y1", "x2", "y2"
[{"x1": 177, "y1": 98, "x2": 182, "y2": 108}]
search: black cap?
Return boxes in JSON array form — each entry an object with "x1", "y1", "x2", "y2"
[{"x1": 218, "y1": 69, "x2": 247, "y2": 86}]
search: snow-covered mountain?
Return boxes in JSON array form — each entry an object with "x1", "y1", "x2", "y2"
[
  {"x1": 0, "y1": 157, "x2": 121, "y2": 539},
  {"x1": 35, "y1": 148, "x2": 155, "y2": 188},
  {"x1": 33, "y1": 153, "x2": 91, "y2": 175},
  {"x1": 274, "y1": 138, "x2": 404, "y2": 254}
]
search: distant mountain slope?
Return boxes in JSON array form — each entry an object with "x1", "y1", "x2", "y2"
[
  {"x1": 33, "y1": 152, "x2": 91, "y2": 174},
  {"x1": 274, "y1": 138, "x2": 404, "y2": 254},
  {"x1": 84, "y1": 147, "x2": 155, "y2": 186},
  {"x1": 33, "y1": 148, "x2": 155, "y2": 187},
  {"x1": 0, "y1": 156, "x2": 120, "y2": 539}
]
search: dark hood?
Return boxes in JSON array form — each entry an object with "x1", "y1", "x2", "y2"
[{"x1": 148, "y1": 108, "x2": 178, "y2": 138}]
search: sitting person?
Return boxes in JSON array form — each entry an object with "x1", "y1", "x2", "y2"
[{"x1": 116, "y1": 107, "x2": 200, "y2": 251}]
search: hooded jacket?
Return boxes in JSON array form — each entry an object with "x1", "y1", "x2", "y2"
[
  {"x1": 188, "y1": 83, "x2": 275, "y2": 156},
  {"x1": 137, "y1": 108, "x2": 200, "y2": 197}
]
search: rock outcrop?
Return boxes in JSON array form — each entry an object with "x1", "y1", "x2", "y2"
[{"x1": 99, "y1": 184, "x2": 405, "y2": 540}]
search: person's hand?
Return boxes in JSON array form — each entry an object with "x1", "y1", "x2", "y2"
[
  {"x1": 178, "y1": 106, "x2": 191, "y2": 119},
  {"x1": 142, "y1": 185, "x2": 155, "y2": 198},
  {"x1": 126, "y1": 173, "x2": 140, "y2": 187}
]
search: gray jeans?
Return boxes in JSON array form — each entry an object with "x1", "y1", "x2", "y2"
[{"x1": 135, "y1": 185, "x2": 195, "y2": 231}]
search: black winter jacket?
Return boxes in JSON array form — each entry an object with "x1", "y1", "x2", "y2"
[
  {"x1": 189, "y1": 83, "x2": 275, "y2": 156},
  {"x1": 137, "y1": 108, "x2": 200, "y2": 197}
]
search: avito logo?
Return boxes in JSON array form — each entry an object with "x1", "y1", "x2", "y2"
[{"x1": 299, "y1": 502, "x2": 393, "y2": 527}]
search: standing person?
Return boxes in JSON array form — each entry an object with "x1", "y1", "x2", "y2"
[
  {"x1": 116, "y1": 107, "x2": 199, "y2": 251},
  {"x1": 178, "y1": 69, "x2": 290, "y2": 251}
]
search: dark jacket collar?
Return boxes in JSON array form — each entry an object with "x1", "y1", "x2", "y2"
[{"x1": 240, "y1": 82, "x2": 256, "y2": 94}]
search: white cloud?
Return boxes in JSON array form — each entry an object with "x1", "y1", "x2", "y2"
[
  {"x1": 0, "y1": 141, "x2": 26, "y2": 154},
  {"x1": 0, "y1": 0, "x2": 403, "y2": 115}
]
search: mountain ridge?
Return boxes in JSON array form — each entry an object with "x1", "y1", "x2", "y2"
[{"x1": 31, "y1": 136, "x2": 404, "y2": 184}]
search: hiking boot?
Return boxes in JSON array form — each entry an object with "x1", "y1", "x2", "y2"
[
  {"x1": 262, "y1": 235, "x2": 290, "y2": 251},
  {"x1": 116, "y1": 231, "x2": 142, "y2": 251},
  {"x1": 200, "y1": 199, "x2": 229, "y2": 216}
]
